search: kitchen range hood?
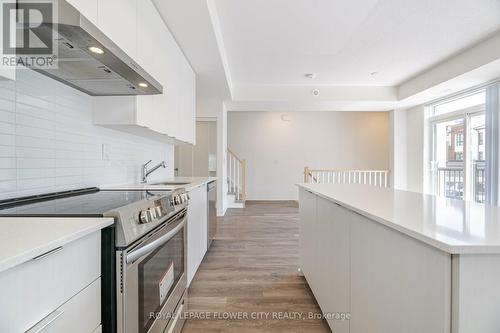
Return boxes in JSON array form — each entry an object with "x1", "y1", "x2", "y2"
[{"x1": 20, "y1": 0, "x2": 163, "y2": 96}]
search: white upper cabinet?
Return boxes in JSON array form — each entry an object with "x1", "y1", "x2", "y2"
[
  {"x1": 177, "y1": 58, "x2": 196, "y2": 143},
  {"x1": 0, "y1": 68, "x2": 15, "y2": 82},
  {"x1": 97, "y1": 0, "x2": 138, "y2": 60},
  {"x1": 66, "y1": 0, "x2": 98, "y2": 25},
  {"x1": 93, "y1": 0, "x2": 196, "y2": 144}
]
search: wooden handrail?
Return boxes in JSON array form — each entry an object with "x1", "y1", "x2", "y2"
[
  {"x1": 307, "y1": 168, "x2": 390, "y2": 173},
  {"x1": 227, "y1": 148, "x2": 243, "y2": 163}
]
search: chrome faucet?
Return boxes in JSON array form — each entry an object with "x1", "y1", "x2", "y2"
[{"x1": 141, "y1": 160, "x2": 166, "y2": 183}]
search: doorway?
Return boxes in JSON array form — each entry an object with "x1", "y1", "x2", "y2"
[{"x1": 175, "y1": 120, "x2": 217, "y2": 177}]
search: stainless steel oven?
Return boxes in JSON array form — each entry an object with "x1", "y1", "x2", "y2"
[{"x1": 116, "y1": 208, "x2": 188, "y2": 333}]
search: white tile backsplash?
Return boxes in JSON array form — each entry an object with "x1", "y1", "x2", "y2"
[{"x1": 0, "y1": 69, "x2": 174, "y2": 200}]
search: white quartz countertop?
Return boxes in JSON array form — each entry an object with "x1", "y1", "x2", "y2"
[
  {"x1": 101, "y1": 177, "x2": 217, "y2": 192},
  {"x1": 0, "y1": 217, "x2": 113, "y2": 273},
  {"x1": 297, "y1": 183, "x2": 500, "y2": 254}
]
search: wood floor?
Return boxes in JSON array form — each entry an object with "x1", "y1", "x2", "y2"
[{"x1": 182, "y1": 201, "x2": 330, "y2": 333}]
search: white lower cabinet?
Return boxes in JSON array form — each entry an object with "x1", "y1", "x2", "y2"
[
  {"x1": 187, "y1": 184, "x2": 208, "y2": 286},
  {"x1": 298, "y1": 189, "x2": 451, "y2": 333},
  {"x1": 0, "y1": 232, "x2": 102, "y2": 333},
  {"x1": 27, "y1": 278, "x2": 101, "y2": 333},
  {"x1": 315, "y1": 197, "x2": 350, "y2": 333}
]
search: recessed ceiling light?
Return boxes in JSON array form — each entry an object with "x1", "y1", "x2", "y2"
[
  {"x1": 370, "y1": 71, "x2": 379, "y2": 76},
  {"x1": 88, "y1": 46, "x2": 104, "y2": 55},
  {"x1": 311, "y1": 89, "x2": 320, "y2": 97},
  {"x1": 305, "y1": 73, "x2": 317, "y2": 79},
  {"x1": 138, "y1": 82, "x2": 149, "y2": 88},
  {"x1": 281, "y1": 114, "x2": 291, "y2": 122}
]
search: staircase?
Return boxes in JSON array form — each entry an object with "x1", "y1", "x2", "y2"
[{"x1": 227, "y1": 148, "x2": 247, "y2": 208}]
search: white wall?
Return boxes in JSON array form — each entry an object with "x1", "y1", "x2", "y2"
[
  {"x1": 390, "y1": 109, "x2": 408, "y2": 190},
  {"x1": 0, "y1": 69, "x2": 174, "y2": 200},
  {"x1": 175, "y1": 121, "x2": 217, "y2": 177},
  {"x1": 390, "y1": 106, "x2": 425, "y2": 193},
  {"x1": 405, "y1": 106, "x2": 425, "y2": 193},
  {"x1": 228, "y1": 111, "x2": 390, "y2": 200},
  {"x1": 196, "y1": 96, "x2": 228, "y2": 215}
]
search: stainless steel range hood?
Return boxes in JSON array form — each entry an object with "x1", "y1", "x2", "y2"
[{"x1": 22, "y1": 0, "x2": 162, "y2": 96}]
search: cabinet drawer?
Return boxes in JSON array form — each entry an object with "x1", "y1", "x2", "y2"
[
  {"x1": 26, "y1": 278, "x2": 101, "y2": 333},
  {"x1": 0, "y1": 232, "x2": 101, "y2": 333}
]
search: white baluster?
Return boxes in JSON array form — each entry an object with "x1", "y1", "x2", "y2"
[
  {"x1": 228, "y1": 154, "x2": 232, "y2": 192},
  {"x1": 236, "y1": 161, "x2": 240, "y2": 200}
]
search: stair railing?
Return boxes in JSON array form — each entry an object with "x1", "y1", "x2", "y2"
[
  {"x1": 304, "y1": 167, "x2": 390, "y2": 188},
  {"x1": 227, "y1": 148, "x2": 247, "y2": 201}
]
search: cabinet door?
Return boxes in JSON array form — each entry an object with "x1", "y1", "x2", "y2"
[
  {"x1": 26, "y1": 278, "x2": 101, "y2": 333},
  {"x1": 178, "y1": 59, "x2": 196, "y2": 144},
  {"x1": 136, "y1": 0, "x2": 162, "y2": 77},
  {"x1": 187, "y1": 184, "x2": 208, "y2": 285},
  {"x1": 0, "y1": 69, "x2": 15, "y2": 81},
  {"x1": 136, "y1": 0, "x2": 163, "y2": 132},
  {"x1": 0, "y1": 18, "x2": 15, "y2": 81},
  {"x1": 137, "y1": 0, "x2": 181, "y2": 138},
  {"x1": 316, "y1": 197, "x2": 350, "y2": 333},
  {"x1": 350, "y1": 213, "x2": 451, "y2": 333},
  {"x1": 0, "y1": 232, "x2": 101, "y2": 332},
  {"x1": 98, "y1": 0, "x2": 137, "y2": 60},
  {"x1": 66, "y1": 0, "x2": 98, "y2": 25},
  {"x1": 298, "y1": 188, "x2": 316, "y2": 279}
]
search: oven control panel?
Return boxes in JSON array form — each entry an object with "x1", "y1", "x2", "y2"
[
  {"x1": 139, "y1": 205, "x2": 164, "y2": 224},
  {"x1": 171, "y1": 193, "x2": 190, "y2": 206},
  {"x1": 138, "y1": 191, "x2": 189, "y2": 224}
]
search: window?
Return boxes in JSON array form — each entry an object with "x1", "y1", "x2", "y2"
[
  {"x1": 455, "y1": 132, "x2": 464, "y2": 147},
  {"x1": 428, "y1": 91, "x2": 486, "y2": 203}
]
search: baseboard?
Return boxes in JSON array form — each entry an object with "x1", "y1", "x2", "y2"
[
  {"x1": 227, "y1": 201, "x2": 245, "y2": 209},
  {"x1": 217, "y1": 205, "x2": 228, "y2": 217},
  {"x1": 245, "y1": 197, "x2": 298, "y2": 201}
]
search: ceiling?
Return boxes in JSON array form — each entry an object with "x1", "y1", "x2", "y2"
[
  {"x1": 156, "y1": 0, "x2": 500, "y2": 111},
  {"x1": 152, "y1": 0, "x2": 231, "y2": 105},
  {"x1": 214, "y1": 0, "x2": 500, "y2": 86}
]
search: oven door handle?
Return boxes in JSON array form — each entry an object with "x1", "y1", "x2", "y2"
[{"x1": 126, "y1": 218, "x2": 186, "y2": 264}]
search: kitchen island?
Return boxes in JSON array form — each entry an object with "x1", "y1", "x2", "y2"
[{"x1": 297, "y1": 183, "x2": 500, "y2": 333}]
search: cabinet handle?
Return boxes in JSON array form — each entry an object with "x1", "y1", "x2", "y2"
[
  {"x1": 25, "y1": 310, "x2": 64, "y2": 333},
  {"x1": 32, "y1": 246, "x2": 63, "y2": 261},
  {"x1": 166, "y1": 300, "x2": 184, "y2": 333}
]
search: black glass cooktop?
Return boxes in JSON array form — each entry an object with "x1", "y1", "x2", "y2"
[{"x1": 0, "y1": 187, "x2": 170, "y2": 217}]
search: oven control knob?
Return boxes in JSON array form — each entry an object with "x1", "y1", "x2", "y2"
[
  {"x1": 186, "y1": 193, "x2": 190, "y2": 200},
  {"x1": 155, "y1": 206, "x2": 162, "y2": 217},
  {"x1": 173, "y1": 196, "x2": 179, "y2": 205},
  {"x1": 139, "y1": 210, "x2": 150, "y2": 224},
  {"x1": 149, "y1": 208, "x2": 157, "y2": 219}
]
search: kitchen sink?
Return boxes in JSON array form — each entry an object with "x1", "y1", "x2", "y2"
[{"x1": 151, "y1": 182, "x2": 191, "y2": 186}]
